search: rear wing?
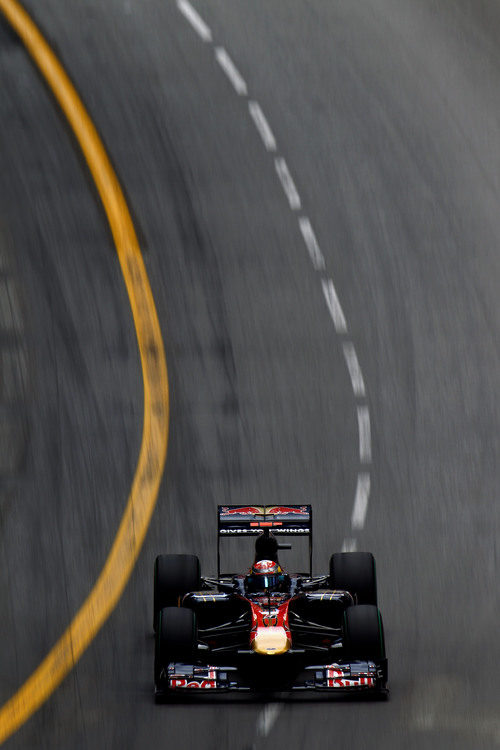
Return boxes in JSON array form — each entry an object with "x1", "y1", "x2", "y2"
[{"x1": 217, "y1": 505, "x2": 312, "y2": 576}]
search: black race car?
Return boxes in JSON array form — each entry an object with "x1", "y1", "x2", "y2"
[{"x1": 153, "y1": 505, "x2": 388, "y2": 699}]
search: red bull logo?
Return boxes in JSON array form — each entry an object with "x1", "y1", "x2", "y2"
[
  {"x1": 266, "y1": 506, "x2": 308, "y2": 515},
  {"x1": 221, "y1": 506, "x2": 263, "y2": 515}
]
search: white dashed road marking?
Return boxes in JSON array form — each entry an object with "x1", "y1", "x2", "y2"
[
  {"x1": 274, "y1": 156, "x2": 301, "y2": 210},
  {"x1": 177, "y1": 0, "x2": 212, "y2": 42},
  {"x1": 351, "y1": 472, "x2": 370, "y2": 530},
  {"x1": 343, "y1": 341, "x2": 366, "y2": 397},
  {"x1": 256, "y1": 704, "x2": 282, "y2": 738},
  {"x1": 321, "y1": 278, "x2": 347, "y2": 334},
  {"x1": 342, "y1": 538, "x2": 358, "y2": 552},
  {"x1": 175, "y1": 9, "x2": 377, "y2": 741},
  {"x1": 215, "y1": 47, "x2": 248, "y2": 95},
  {"x1": 357, "y1": 405, "x2": 372, "y2": 463},
  {"x1": 298, "y1": 216, "x2": 325, "y2": 271},
  {"x1": 248, "y1": 101, "x2": 277, "y2": 151}
]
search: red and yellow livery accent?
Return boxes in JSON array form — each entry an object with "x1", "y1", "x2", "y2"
[{"x1": 248, "y1": 598, "x2": 292, "y2": 655}]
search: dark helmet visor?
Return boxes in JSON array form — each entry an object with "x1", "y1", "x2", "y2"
[{"x1": 246, "y1": 574, "x2": 287, "y2": 592}]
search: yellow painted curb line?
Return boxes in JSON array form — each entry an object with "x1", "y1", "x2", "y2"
[{"x1": 0, "y1": 0, "x2": 169, "y2": 743}]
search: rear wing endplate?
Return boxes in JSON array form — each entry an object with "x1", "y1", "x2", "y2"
[{"x1": 217, "y1": 505, "x2": 312, "y2": 576}]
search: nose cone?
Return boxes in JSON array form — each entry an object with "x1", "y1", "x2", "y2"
[{"x1": 252, "y1": 627, "x2": 290, "y2": 655}]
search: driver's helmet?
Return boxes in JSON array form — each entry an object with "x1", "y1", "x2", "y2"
[{"x1": 245, "y1": 559, "x2": 289, "y2": 593}]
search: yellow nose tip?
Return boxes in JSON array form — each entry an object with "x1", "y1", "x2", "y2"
[{"x1": 252, "y1": 627, "x2": 290, "y2": 655}]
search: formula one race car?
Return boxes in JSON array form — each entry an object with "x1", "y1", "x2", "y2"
[{"x1": 153, "y1": 505, "x2": 388, "y2": 699}]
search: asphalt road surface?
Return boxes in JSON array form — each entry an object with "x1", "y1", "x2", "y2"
[{"x1": 0, "y1": 0, "x2": 499, "y2": 748}]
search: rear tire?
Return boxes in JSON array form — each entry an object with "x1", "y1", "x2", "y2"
[
  {"x1": 343, "y1": 604, "x2": 385, "y2": 660},
  {"x1": 155, "y1": 606, "x2": 197, "y2": 686},
  {"x1": 329, "y1": 552, "x2": 377, "y2": 605},
  {"x1": 153, "y1": 554, "x2": 200, "y2": 630}
]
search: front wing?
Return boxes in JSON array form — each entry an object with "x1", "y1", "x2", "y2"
[{"x1": 155, "y1": 659, "x2": 388, "y2": 699}]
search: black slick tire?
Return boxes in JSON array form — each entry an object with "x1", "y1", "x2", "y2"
[
  {"x1": 153, "y1": 553, "x2": 200, "y2": 630},
  {"x1": 155, "y1": 606, "x2": 197, "y2": 691},
  {"x1": 343, "y1": 604, "x2": 385, "y2": 660},
  {"x1": 329, "y1": 551, "x2": 377, "y2": 605}
]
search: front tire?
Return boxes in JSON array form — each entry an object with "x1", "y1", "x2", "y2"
[
  {"x1": 155, "y1": 606, "x2": 197, "y2": 687},
  {"x1": 343, "y1": 604, "x2": 385, "y2": 660}
]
